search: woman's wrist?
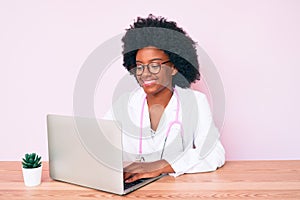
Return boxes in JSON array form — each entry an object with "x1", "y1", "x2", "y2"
[{"x1": 156, "y1": 159, "x2": 175, "y2": 174}]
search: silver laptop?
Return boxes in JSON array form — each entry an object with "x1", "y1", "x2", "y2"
[{"x1": 47, "y1": 114, "x2": 165, "y2": 195}]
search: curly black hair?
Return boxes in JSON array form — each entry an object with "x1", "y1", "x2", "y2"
[{"x1": 122, "y1": 14, "x2": 200, "y2": 88}]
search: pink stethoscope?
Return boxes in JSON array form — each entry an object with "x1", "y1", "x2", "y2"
[{"x1": 136, "y1": 88, "x2": 184, "y2": 162}]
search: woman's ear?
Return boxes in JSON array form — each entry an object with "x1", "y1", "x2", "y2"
[{"x1": 171, "y1": 66, "x2": 178, "y2": 76}]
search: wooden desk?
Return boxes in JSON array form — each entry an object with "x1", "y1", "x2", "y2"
[{"x1": 0, "y1": 161, "x2": 300, "y2": 199}]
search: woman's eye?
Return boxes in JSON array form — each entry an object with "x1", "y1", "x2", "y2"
[
  {"x1": 150, "y1": 64, "x2": 160, "y2": 68},
  {"x1": 136, "y1": 66, "x2": 143, "y2": 70}
]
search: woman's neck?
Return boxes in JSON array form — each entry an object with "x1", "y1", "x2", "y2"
[
  {"x1": 146, "y1": 87, "x2": 174, "y2": 131},
  {"x1": 146, "y1": 87, "x2": 174, "y2": 108}
]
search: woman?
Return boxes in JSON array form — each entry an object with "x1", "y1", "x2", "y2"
[{"x1": 105, "y1": 14, "x2": 225, "y2": 183}]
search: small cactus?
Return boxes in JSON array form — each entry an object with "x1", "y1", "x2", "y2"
[{"x1": 22, "y1": 153, "x2": 42, "y2": 169}]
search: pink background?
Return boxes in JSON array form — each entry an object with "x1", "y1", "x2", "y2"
[{"x1": 1, "y1": 0, "x2": 300, "y2": 161}]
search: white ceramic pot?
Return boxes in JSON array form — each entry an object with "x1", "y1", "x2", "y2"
[{"x1": 22, "y1": 165, "x2": 42, "y2": 186}]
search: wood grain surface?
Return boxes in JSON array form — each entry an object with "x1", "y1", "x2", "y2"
[{"x1": 0, "y1": 160, "x2": 300, "y2": 199}]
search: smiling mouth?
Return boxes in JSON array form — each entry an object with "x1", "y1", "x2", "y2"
[{"x1": 142, "y1": 80, "x2": 156, "y2": 86}]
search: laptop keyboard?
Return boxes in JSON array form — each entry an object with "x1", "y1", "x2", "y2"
[{"x1": 123, "y1": 178, "x2": 148, "y2": 190}]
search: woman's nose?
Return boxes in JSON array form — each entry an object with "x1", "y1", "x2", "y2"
[{"x1": 141, "y1": 66, "x2": 152, "y2": 77}]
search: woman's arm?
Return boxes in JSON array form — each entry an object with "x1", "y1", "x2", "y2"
[{"x1": 166, "y1": 93, "x2": 225, "y2": 176}]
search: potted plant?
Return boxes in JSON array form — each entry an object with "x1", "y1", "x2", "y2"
[{"x1": 22, "y1": 153, "x2": 42, "y2": 186}]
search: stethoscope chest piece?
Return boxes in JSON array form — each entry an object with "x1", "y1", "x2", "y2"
[{"x1": 135, "y1": 155, "x2": 145, "y2": 162}]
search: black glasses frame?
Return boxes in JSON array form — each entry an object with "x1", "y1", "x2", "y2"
[{"x1": 132, "y1": 60, "x2": 171, "y2": 76}]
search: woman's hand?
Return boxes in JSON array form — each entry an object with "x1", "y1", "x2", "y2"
[{"x1": 123, "y1": 160, "x2": 174, "y2": 183}]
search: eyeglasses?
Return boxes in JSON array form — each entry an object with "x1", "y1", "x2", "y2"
[{"x1": 132, "y1": 60, "x2": 171, "y2": 76}]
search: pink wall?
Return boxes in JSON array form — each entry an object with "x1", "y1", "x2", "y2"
[{"x1": 1, "y1": 0, "x2": 300, "y2": 161}]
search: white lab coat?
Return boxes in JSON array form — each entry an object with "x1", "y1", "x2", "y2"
[{"x1": 104, "y1": 86, "x2": 225, "y2": 177}]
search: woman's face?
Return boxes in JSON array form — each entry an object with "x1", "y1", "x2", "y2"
[{"x1": 135, "y1": 47, "x2": 177, "y2": 96}]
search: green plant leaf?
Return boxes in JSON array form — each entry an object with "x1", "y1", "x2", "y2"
[
  {"x1": 31, "y1": 153, "x2": 36, "y2": 159},
  {"x1": 22, "y1": 152, "x2": 42, "y2": 168},
  {"x1": 22, "y1": 162, "x2": 30, "y2": 168}
]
